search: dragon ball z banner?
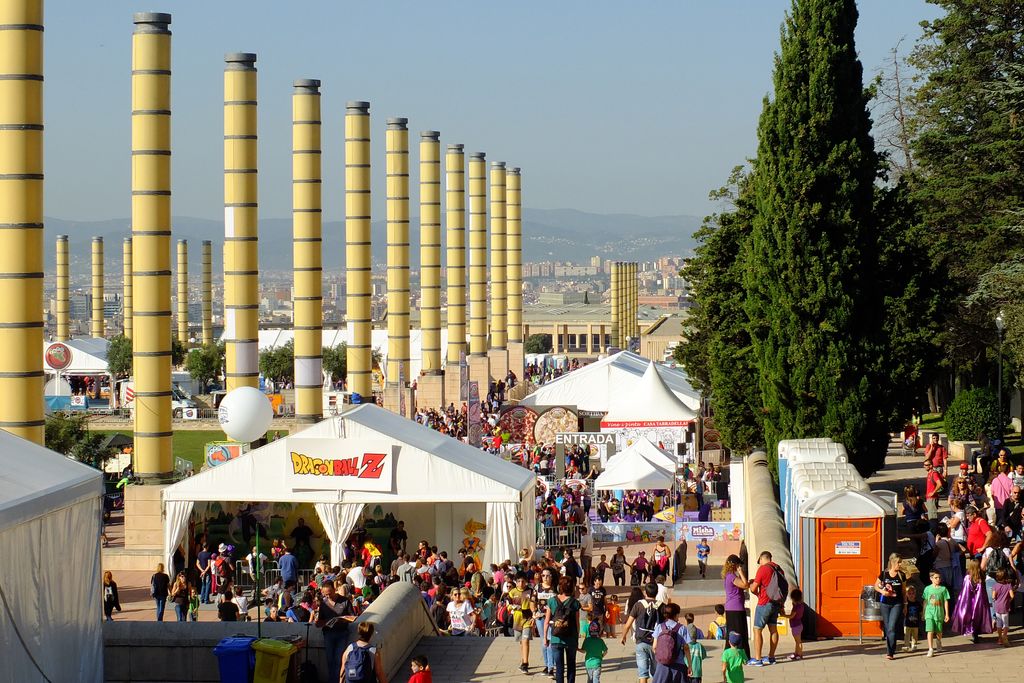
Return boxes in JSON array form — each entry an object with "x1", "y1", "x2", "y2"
[{"x1": 285, "y1": 438, "x2": 397, "y2": 493}]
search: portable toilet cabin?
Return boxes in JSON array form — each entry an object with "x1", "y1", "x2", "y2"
[
  {"x1": 798, "y1": 488, "x2": 896, "y2": 638},
  {"x1": 777, "y1": 438, "x2": 833, "y2": 525},
  {"x1": 779, "y1": 439, "x2": 847, "y2": 534},
  {"x1": 786, "y1": 461, "x2": 866, "y2": 566}
]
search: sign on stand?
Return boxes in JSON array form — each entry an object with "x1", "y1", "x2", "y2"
[{"x1": 467, "y1": 381, "x2": 481, "y2": 447}]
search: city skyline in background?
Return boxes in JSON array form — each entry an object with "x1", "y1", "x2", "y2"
[{"x1": 45, "y1": 0, "x2": 939, "y2": 223}]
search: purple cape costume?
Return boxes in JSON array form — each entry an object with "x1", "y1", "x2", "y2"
[{"x1": 951, "y1": 576, "x2": 992, "y2": 636}]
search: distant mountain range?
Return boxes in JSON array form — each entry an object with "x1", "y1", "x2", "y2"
[{"x1": 44, "y1": 208, "x2": 702, "y2": 275}]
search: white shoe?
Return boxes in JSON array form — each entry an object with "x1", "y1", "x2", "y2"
[{"x1": 927, "y1": 649, "x2": 934, "y2": 657}]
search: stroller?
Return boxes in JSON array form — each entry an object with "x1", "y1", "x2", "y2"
[{"x1": 902, "y1": 424, "x2": 919, "y2": 455}]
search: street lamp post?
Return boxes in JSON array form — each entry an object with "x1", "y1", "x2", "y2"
[{"x1": 996, "y1": 310, "x2": 1005, "y2": 440}]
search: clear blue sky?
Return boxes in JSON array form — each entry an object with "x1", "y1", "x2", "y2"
[{"x1": 44, "y1": 0, "x2": 941, "y2": 222}]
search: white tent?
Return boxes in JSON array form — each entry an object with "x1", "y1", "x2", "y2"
[
  {"x1": 520, "y1": 351, "x2": 701, "y2": 413},
  {"x1": 0, "y1": 431, "x2": 103, "y2": 682},
  {"x1": 594, "y1": 437, "x2": 675, "y2": 490},
  {"x1": 162, "y1": 404, "x2": 536, "y2": 568},
  {"x1": 601, "y1": 361, "x2": 698, "y2": 425}
]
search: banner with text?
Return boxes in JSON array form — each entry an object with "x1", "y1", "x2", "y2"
[{"x1": 285, "y1": 438, "x2": 396, "y2": 493}]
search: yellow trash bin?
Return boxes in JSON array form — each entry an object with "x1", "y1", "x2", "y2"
[{"x1": 252, "y1": 638, "x2": 297, "y2": 683}]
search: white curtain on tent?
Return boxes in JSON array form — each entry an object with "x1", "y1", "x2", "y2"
[
  {"x1": 314, "y1": 502, "x2": 366, "y2": 568},
  {"x1": 164, "y1": 500, "x2": 194, "y2": 576},
  {"x1": 484, "y1": 501, "x2": 522, "y2": 567}
]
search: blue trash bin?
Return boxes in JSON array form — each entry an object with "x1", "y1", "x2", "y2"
[{"x1": 212, "y1": 636, "x2": 257, "y2": 683}]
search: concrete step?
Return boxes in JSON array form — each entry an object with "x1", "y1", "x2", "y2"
[{"x1": 103, "y1": 546, "x2": 163, "y2": 572}]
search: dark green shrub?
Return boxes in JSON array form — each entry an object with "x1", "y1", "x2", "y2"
[{"x1": 944, "y1": 388, "x2": 1006, "y2": 441}]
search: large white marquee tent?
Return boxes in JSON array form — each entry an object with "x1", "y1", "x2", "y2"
[
  {"x1": 594, "y1": 437, "x2": 675, "y2": 490},
  {"x1": 520, "y1": 351, "x2": 701, "y2": 413},
  {"x1": 0, "y1": 431, "x2": 103, "y2": 682},
  {"x1": 162, "y1": 404, "x2": 536, "y2": 569}
]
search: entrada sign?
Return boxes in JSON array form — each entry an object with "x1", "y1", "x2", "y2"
[
  {"x1": 285, "y1": 437, "x2": 395, "y2": 493},
  {"x1": 554, "y1": 432, "x2": 616, "y2": 446}
]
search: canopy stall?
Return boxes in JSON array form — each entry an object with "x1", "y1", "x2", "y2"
[
  {"x1": 162, "y1": 404, "x2": 536, "y2": 570},
  {"x1": 594, "y1": 437, "x2": 675, "y2": 491},
  {"x1": 0, "y1": 431, "x2": 104, "y2": 682},
  {"x1": 520, "y1": 351, "x2": 701, "y2": 413}
]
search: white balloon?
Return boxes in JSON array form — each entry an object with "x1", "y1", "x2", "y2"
[{"x1": 217, "y1": 387, "x2": 274, "y2": 443}]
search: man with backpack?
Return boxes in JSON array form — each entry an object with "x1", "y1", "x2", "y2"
[
  {"x1": 619, "y1": 582, "x2": 663, "y2": 683},
  {"x1": 748, "y1": 551, "x2": 787, "y2": 667}
]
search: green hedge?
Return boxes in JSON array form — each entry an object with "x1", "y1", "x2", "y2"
[{"x1": 944, "y1": 388, "x2": 1006, "y2": 441}]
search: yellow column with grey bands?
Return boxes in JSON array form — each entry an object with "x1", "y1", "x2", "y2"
[
  {"x1": 122, "y1": 237, "x2": 132, "y2": 339},
  {"x1": 468, "y1": 152, "x2": 487, "y2": 356},
  {"x1": 201, "y1": 239, "x2": 212, "y2": 346},
  {"x1": 489, "y1": 161, "x2": 507, "y2": 349},
  {"x1": 345, "y1": 101, "x2": 372, "y2": 397},
  {"x1": 56, "y1": 236, "x2": 69, "y2": 342},
  {"x1": 0, "y1": 0, "x2": 44, "y2": 442},
  {"x1": 620, "y1": 262, "x2": 628, "y2": 347},
  {"x1": 292, "y1": 79, "x2": 322, "y2": 422},
  {"x1": 176, "y1": 239, "x2": 188, "y2": 343},
  {"x1": 91, "y1": 237, "x2": 104, "y2": 337},
  {"x1": 223, "y1": 52, "x2": 258, "y2": 390},
  {"x1": 385, "y1": 118, "x2": 409, "y2": 385},
  {"x1": 445, "y1": 144, "x2": 466, "y2": 364},
  {"x1": 626, "y1": 262, "x2": 634, "y2": 335},
  {"x1": 419, "y1": 131, "x2": 442, "y2": 374},
  {"x1": 131, "y1": 12, "x2": 172, "y2": 476},
  {"x1": 610, "y1": 262, "x2": 619, "y2": 349},
  {"x1": 506, "y1": 167, "x2": 522, "y2": 343}
]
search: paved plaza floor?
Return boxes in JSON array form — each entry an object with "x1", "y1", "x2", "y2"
[{"x1": 403, "y1": 630, "x2": 1024, "y2": 682}]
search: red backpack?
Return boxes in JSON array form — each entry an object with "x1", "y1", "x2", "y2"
[{"x1": 654, "y1": 623, "x2": 682, "y2": 665}]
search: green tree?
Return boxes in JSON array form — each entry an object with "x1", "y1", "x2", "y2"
[
  {"x1": 323, "y1": 343, "x2": 348, "y2": 384},
  {"x1": 745, "y1": 0, "x2": 888, "y2": 475},
  {"x1": 259, "y1": 340, "x2": 294, "y2": 384},
  {"x1": 107, "y1": 334, "x2": 132, "y2": 378},
  {"x1": 171, "y1": 337, "x2": 187, "y2": 367},
  {"x1": 909, "y1": 1, "x2": 1024, "y2": 387},
  {"x1": 44, "y1": 412, "x2": 115, "y2": 469},
  {"x1": 185, "y1": 343, "x2": 222, "y2": 393},
  {"x1": 525, "y1": 334, "x2": 552, "y2": 354},
  {"x1": 678, "y1": 166, "x2": 763, "y2": 454}
]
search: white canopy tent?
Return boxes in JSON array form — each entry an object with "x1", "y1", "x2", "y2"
[
  {"x1": 594, "y1": 437, "x2": 675, "y2": 490},
  {"x1": 601, "y1": 361, "x2": 698, "y2": 425},
  {"x1": 162, "y1": 404, "x2": 536, "y2": 569},
  {"x1": 520, "y1": 351, "x2": 701, "y2": 413},
  {"x1": 0, "y1": 431, "x2": 103, "y2": 682}
]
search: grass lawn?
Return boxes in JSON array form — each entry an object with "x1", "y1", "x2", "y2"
[
  {"x1": 92, "y1": 429, "x2": 250, "y2": 471},
  {"x1": 918, "y1": 413, "x2": 944, "y2": 430}
]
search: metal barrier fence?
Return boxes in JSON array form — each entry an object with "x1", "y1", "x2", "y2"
[{"x1": 537, "y1": 524, "x2": 586, "y2": 549}]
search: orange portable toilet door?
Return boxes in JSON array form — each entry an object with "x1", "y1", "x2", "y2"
[{"x1": 815, "y1": 518, "x2": 882, "y2": 637}]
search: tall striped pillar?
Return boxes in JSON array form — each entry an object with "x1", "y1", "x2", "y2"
[
  {"x1": 122, "y1": 238, "x2": 133, "y2": 339},
  {"x1": 489, "y1": 161, "x2": 507, "y2": 350},
  {"x1": 91, "y1": 237, "x2": 105, "y2": 338},
  {"x1": 56, "y1": 236, "x2": 69, "y2": 342},
  {"x1": 131, "y1": 12, "x2": 172, "y2": 476},
  {"x1": 385, "y1": 118, "x2": 410, "y2": 386},
  {"x1": 626, "y1": 260, "x2": 634, "y2": 337},
  {"x1": 201, "y1": 240, "x2": 212, "y2": 346},
  {"x1": 506, "y1": 167, "x2": 522, "y2": 344},
  {"x1": 176, "y1": 239, "x2": 188, "y2": 343},
  {"x1": 444, "y1": 144, "x2": 466, "y2": 365},
  {"x1": 223, "y1": 52, "x2": 258, "y2": 391},
  {"x1": 609, "y1": 262, "x2": 619, "y2": 350},
  {"x1": 468, "y1": 152, "x2": 488, "y2": 356},
  {"x1": 345, "y1": 101, "x2": 372, "y2": 397},
  {"x1": 292, "y1": 79, "x2": 322, "y2": 423},
  {"x1": 419, "y1": 131, "x2": 442, "y2": 374}
]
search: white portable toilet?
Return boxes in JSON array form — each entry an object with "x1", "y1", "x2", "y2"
[{"x1": 787, "y1": 460, "x2": 865, "y2": 564}]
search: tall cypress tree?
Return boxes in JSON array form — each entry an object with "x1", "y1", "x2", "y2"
[{"x1": 746, "y1": 0, "x2": 889, "y2": 474}]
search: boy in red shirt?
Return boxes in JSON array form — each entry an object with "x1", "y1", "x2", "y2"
[{"x1": 408, "y1": 654, "x2": 432, "y2": 683}]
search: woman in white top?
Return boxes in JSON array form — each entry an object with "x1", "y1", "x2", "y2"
[{"x1": 447, "y1": 588, "x2": 477, "y2": 636}]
